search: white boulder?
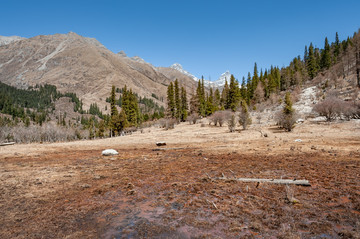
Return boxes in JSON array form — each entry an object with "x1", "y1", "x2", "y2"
[{"x1": 102, "y1": 149, "x2": 119, "y2": 156}]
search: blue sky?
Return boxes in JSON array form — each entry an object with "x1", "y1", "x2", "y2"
[{"x1": 1, "y1": 0, "x2": 359, "y2": 81}]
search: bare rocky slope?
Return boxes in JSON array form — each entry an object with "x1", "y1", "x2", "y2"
[{"x1": 0, "y1": 32, "x2": 196, "y2": 110}]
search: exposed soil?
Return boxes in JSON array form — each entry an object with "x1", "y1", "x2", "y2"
[{"x1": 0, "y1": 120, "x2": 359, "y2": 238}]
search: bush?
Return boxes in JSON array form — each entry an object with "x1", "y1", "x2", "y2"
[
  {"x1": 342, "y1": 102, "x2": 358, "y2": 120},
  {"x1": 209, "y1": 110, "x2": 232, "y2": 127},
  {"x1": 0, "y1": 123, "x2": 79, "y2": 143},
  {"x1": 275, "y1": 92, "x2": 297, "y2": 131},
  {"x1": 165, "y1": 118, "x2": 177, "y2": 130},
  {"x1": 187, "y1": 113, "x2": 199, "y2": 125},
  {"x1": 313, "y1": 97, "x2": 343, "y2": 121},
  {"x1": 275, "y1": 110, "x2": 298, "y2": 131}
]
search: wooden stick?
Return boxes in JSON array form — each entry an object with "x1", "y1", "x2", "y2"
[
  {"x1": 0, "y1": 142, "x2": 15, "y2": 146},
  {"x1": 152, "y1": 147, "x2": 185, "y2": 151},
  {"x1": 211, "y1": 175, "x2": 310, "y2": 186}
]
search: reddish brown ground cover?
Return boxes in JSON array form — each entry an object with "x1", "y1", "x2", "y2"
[{"x1": 1, "y1": 143, "x2": 359, "y2": 238}]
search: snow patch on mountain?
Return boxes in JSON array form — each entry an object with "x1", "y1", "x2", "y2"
[
  {"x1": 170, "y1": 63, "x2": 199, "y2": 82},
  {"x1": 206, "y1": 71, "x2": 230, "y2": 88},
  {"x1": 0, "y1": 36, "x2": 25, "y2": 46},
  {"x1": 170, "y1": 63, "x2": 229, "y2": 88}
]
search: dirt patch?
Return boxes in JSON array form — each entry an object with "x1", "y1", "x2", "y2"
[{"x1": 0, "y1": 121, "x2": 359, "y2": 238}]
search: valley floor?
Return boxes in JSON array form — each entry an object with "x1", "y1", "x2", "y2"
[{"x1": 0, "y1": 120, "x2": 359, "y2": 238}]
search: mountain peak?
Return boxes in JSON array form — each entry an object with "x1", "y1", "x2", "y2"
[
  {"x1": 170, "y1": 63, "x2": 199, "y2": 81},
  {"x1": 170, "y1": 63, "x2": 183, "y2": 70}
]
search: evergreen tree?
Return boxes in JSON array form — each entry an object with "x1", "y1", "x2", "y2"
[
  {"x1": 110, "y1": 85, "x2": 118, "y2": 117},
  {"x1": 189, "y1": 90, "x2": 199, "y2": 114},
  {"x1": 205, "y1": 88, "x2": 215, "y2": 115},
  {"x1": 304, "y1": 45, "x2": 308, "y2": 63},
  {"x1": 334, "y1": 32, "x2": 340, "y2": 58},
  {"x1": 166, "y1": 82, "x2": 175, "y2": 118},
  {"x1": 307, "y1": 43, "x2": 317, "y2": 79},
  {"x1": 321, "y1": 37, "x2": 331, "y2": 69},
  {"x1": 110, "y1": 85, "x2": 118, "y2": 136},
  {"x1": 127, "y1": 89, "x2": 140, "y2": 126},
  {"x1": 196, "y1": 78, "x2": 206, "y2": 116},
  {"x1": 174, "y1": 79, "x2": 181, "y2": 119},
  {"x1": 180, "y1": 86, "x2": 188, "y2": 121},
  {"x1": 251, "y1": 63, "x2": 259, "y2": 97},
  {"x1": 281, "y1": 92, "x2": 296, "y2": 131},
  {"x1": 214, "y1": 88, "x2": 221, "y2": 110},
  {"x1": 220, "y1": 79, "x2": 229, "y2": 109},
  {"x1": 240, "y1": 76, "x2": 247, "y2": 99},
  {"x1": 115, "y1": 109, "x2": 128, "y2": 134},
  {"x1": 227, "y1": 74, "x2": 241, "y2": 111}
]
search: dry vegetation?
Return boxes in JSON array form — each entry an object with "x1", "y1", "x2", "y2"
[{"x1": 0, "y1": 118, "x2": 359, "y2": 238}]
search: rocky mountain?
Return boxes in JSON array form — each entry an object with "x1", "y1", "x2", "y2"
[{"x1": 0, "y1": 32, "x2": 198, "y2": 110}]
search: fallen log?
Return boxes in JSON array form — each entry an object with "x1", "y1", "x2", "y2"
[
  {"x1": 0, "y1": 142, "x2": 15, "y2": 147},
  {"x1": 152, "y1": 147, "x2": 185, "y2": 151},
  {"x1": 211, "y1": 175, "x2": 310, "y2": 186}
]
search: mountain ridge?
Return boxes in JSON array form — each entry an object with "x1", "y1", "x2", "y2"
[{"x1": 0, "y1": 32, "x2": 198, "y2": 110}]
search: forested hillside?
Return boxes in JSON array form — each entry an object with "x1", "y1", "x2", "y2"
[{"x1": 169, "y1": 30, "x2": 359, "y2": 114}]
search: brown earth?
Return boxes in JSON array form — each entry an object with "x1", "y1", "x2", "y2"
[{"x1": 0, "y1": 120, "x2": 359, "y2": 238}]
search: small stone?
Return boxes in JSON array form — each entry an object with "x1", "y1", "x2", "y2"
[
  {"x1": 80, "y1": 184, "x2": 91, "y2": 189},
  {"x1": 311, "y1": 145, "x2": 317, "y2": 150}
]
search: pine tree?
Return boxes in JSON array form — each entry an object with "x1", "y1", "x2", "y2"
[
  {"x1": 251, "y1": 63, "x2": 259, "y2": 96},
  {"x1": 180, "y1": 86, "x2": 188, "y2": 121},
  {"x1": 220, "y1": 79, "x2": 229, "y2": 109},
  {"x1": 110, "y1": 85, "x2": 118, "y2": 136},
  {"x1": 240, "y1": 76, "x2": 247, "y2": 100},
  {"x1": 196, "y1": 78, "x2": 206, "y2": 116},
  {"x1": 304, "y1": 45, "x2": 308, "y2": 63},
  {"x1": 205, "y1": 88, "x2": 215, "y2": 116},
  {"x1": 227, "y1": 74, "x2": 240, "y2": 111},
  {"x1": 214, "y1": 88, "x2": 221, "y2": 110},
  {"x1": 321, "y1": 37, "x2": 331, "y2": 69},
  {"x1": 174, "y1": 79, "x2": 181, "y2": 119},
  {"x1": 110, "y1": 85, "x2": 118, "y2": 117},
  {"x1": 189, "y1": 90, "x2": 199, "y2": 114},
  {"x1": 282, "y1": 92, "x2": 296, "y2": 131},
  {"x1": 307, "y1": 43, "x2": 317, "y2": 79},
  {"x1": 116, "y1": 109, "x2": 128, "y2": 134},
  {"x1": 166, "y1": 82, "x2": 175, "y2": 118},
  {"x1": 334, "y1": 32, "x2": 340, "y2": 58}
]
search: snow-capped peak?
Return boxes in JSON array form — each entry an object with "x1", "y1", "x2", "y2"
[
  {"x1": 203, "y1": 71, "x2": 230, "y2": 88},
  {"x1": 170, "y1": 63, "x2": 199, "y2": 81},
  {"x1": 217, "y1": 71, "x2": 231, "y2": 84}
]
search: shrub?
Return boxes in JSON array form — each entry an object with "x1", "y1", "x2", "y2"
[
  {"x1": 313, "y1": 97, "x2": 343, "y2": 121},
  {"x1": 187, "y1": 113, "x2": 199, "y2": 125},
  {"x1": 165, "y1": 118, "x2": 177, "y2": 130},
  {"x1": 342, "y1": 102, "x2": 357, "y2": 120},
  {"x1": 275, "y1": 92, "x2": 297, "y2": 131},
  {"x1": 209, "y1": 110, "x2": 232, "y2": 127}
]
